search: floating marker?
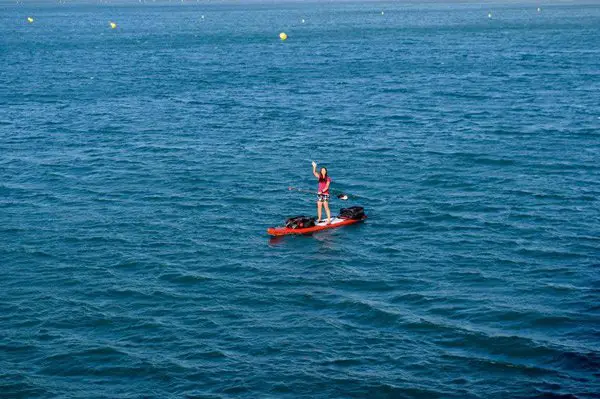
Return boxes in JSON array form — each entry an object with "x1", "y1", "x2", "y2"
[
  {"x1": 201, "y1": 15, "x2": 205, "y2": 19},
  {"x1": 537, "y1": 7, "x2": 541, "y2": 12},
  {"x1": 488, "y1": 12, "x2": 492, "y2": 18},
  {"x1": 109, "y1": 21, "x2": 117, "y2": 29},
  {"x1": 381, "y1": 11, "x2": 385, "y2": 15},
  {"x1": 301, "y1": 19, "x2": 305, "y2": 23},
  {"x1": 279, "y1": 32, "x2": 287, "y2": 41},
  {"x1": 27, "y1": 17, "x2": 34, "y2": 23}
]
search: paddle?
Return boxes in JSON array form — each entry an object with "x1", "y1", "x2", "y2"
[{"x1": 288, "y1": 186, "x2": 349, "y2": 201}]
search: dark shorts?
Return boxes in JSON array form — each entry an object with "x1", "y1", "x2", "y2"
[{"x1": 317, "y1": 193, "x2": 330, "y2": 202}]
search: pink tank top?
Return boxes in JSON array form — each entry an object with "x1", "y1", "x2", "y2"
[{"x1": 318, "y1": 177, "x2": 331, "y2": 194}]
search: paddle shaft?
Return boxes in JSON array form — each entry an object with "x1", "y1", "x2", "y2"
[{"x1": 288, "y1": 187, "x2": 350, "y2": 200}]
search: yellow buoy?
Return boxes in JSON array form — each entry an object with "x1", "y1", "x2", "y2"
[
  {"x1": 27, "y1": 17, "x2": 34, "y2": 23},
  {"x1": 109, "y1": 22, "x2": 117, "y2": 29},
  {"x1": 279, "y1": 32, "x2": 287, "y2": 41}
]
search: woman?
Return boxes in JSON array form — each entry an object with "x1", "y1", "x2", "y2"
[{"x1": 312, "y1": 161, "x2": 331, "y2": 224}]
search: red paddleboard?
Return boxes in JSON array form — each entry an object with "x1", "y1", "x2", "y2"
[{"x1": 267, "y1": 216, "x2": 367, "y2": 236}]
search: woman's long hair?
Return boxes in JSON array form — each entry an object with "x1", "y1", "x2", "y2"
[{"x1": 318, "y1": 167, "x2": 328, "y2": 182}]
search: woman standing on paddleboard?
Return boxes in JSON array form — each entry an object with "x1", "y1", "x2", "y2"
[{"x1": 312, "y1": 161, "x2": 331, "y2": 224}]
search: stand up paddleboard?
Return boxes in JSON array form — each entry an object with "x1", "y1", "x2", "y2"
[{"x1": 267, "y1": 214, "x2": 367, "y2": 237}]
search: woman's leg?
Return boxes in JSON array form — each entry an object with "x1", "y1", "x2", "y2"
[
  {"x1": 317, "y1": 200, "x2": 323, "y2": 221},
  {"x1": 324, "y1": 201, "x2": 331, "y2": 224}
]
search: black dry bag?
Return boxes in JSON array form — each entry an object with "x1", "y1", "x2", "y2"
[
  {"x1": 285, "y1": 216, "x2": 316, "y2": 229},
  {"x1": 339, "y1": 206, "x2": 365, "y2": 220}
]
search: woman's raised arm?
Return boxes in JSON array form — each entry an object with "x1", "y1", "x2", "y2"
[{"x1": 311, "y1": 161, "x2": 320, "y2": 179}]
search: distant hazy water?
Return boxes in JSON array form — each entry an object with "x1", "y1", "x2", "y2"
[{"x1": 1, "y1": 2, "x2": 599, "y2": 398}]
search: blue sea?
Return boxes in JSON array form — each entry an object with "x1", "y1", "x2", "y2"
[{"x1": 1, "y1": 1, "x2": 599, "y2": 398}]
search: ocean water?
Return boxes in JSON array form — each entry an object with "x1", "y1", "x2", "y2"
[{"x1": 1, "y1": 1, "x2": 599, "y2": 398}]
